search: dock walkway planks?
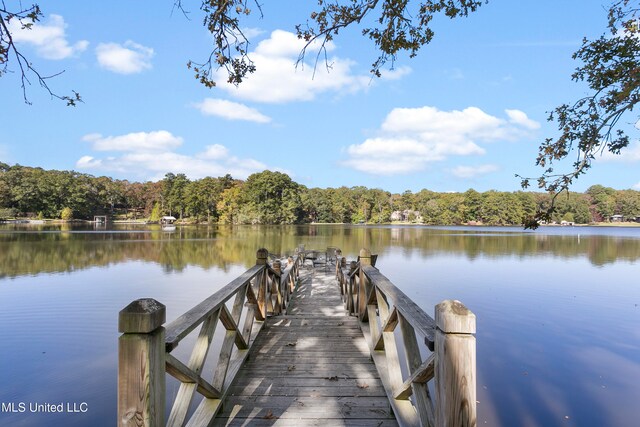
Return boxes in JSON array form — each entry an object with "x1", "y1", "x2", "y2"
[{"x1": 213, "y1": 262, "x2": 399, "y2": 426}]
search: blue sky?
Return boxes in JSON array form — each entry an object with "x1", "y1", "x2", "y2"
[{"x1": 2, "y1": 0, "x2": 639, "y2": 193}]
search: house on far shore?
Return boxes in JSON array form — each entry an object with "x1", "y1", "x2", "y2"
[
  {"x1": 390, "y1": 210, "x2": 422, "y2": 222},
  {"x1": 161, "y1": 216, "x2": 177, "y2": 225},
  {"x1": 610, "y1": 214, "x2": 625, "y2": 222}
]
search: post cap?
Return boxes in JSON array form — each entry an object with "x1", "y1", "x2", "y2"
[
  {"x1": 256, "y1": 248, "x2": 269, "y2": 264},
  {"x1": 119, "y1": 298, "x2": 166, "y2": 333},
  {"x1": 435, "y1": 300, "x2": 476, "y2": 334}
]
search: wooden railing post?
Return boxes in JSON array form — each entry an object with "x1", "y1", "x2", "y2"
[
  {"x1": 273, "y1": 259, "x2": 283, "y2": 313},
  {"x1": 435, "y1": 300, "x2": 477, "y2": 427},
  {"x1": 335, "y1": 249, "x2": 342, "y2": 278},
  {"x1": 358, "y1": 248, "x2": 371, "y2": 321},
  {"x1": 255, "y1": 248, "x2": 268, "y2": 319},
  {"x1": 349, "y1": 261, "x2": 357, "y2": 315},
  {"x1": 118, "y1": 298, "x2": 166, "y2": 427}
]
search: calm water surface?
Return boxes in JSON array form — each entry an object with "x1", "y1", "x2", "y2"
[{"x1": 0, "y1": 224, "x2": 639, "y2": 426}]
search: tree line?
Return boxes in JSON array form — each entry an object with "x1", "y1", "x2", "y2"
[{"x1": 1, "y1": 162, "x2": 639, "y2": 225}]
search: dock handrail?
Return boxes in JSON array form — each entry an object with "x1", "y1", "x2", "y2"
[
  {"x1": 336, "y1": 248, "x2": 477, "y2": 427},
  {"x1": 117, "y1": 248, "x2": 302, "y2": 427}
]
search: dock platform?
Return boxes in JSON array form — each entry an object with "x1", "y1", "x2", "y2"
[
  {"x1": 213, "y1": 264, "x2": 398, "y2": 426},
  {"x1": 117, "y1": 247, "x2": 477, "y2": 427}
]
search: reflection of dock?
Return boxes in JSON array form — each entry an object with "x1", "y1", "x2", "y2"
[{"x1": 117, "y1": 248, "x2": 476, "y2": 427}]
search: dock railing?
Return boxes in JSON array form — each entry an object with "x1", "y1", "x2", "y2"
[
  {"x1": 117, "y1": 248, "x2": 301, "y2": 427},
  {"x1": 336, "y1": 248, "x2": 477, "y2": 427}
]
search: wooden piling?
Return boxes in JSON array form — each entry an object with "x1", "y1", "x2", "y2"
[
  {"x1": 435, "y1": 300, "x2": 477, "y2": 427},
  {"x1": 118, "y1": 298, "x2": 166, "y2": 427}
]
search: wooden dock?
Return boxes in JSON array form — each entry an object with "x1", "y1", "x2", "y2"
[
  {"x1": 117, "y1": 248, "x2": 477, "y2": 427},
  {"x1": 213, "y1": 264, "x2": 398, "y2": 426}
]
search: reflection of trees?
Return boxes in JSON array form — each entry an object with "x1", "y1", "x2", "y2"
[{"x1": 0, "y1": 225, "x2": 638, "y2": 278}]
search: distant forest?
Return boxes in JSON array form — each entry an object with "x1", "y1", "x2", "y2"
[{"x1": 1, "y1": 162, "x2": 639, "y2": 225}]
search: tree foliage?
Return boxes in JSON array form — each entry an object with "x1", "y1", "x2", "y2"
[
  {"x1": 177, "y1": 0, "x2": 486, "y2": 86},
  {"x1": 520, "y1": 0, "x2": 640, "y2": 227},
  {"x1": 295, "y1": 0, "x2": 485, "y2": 77},
  {"x1": 3, "y1": 0, "x2": 485, "y2": 102},
  {"x1": 60, "y1": 207, "x2": 73, "y2": 221},
  {"x1": 2, "y1": 163, "x2": 639, "y2": 226}
]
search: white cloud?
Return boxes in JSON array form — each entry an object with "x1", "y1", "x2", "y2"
[
  {"x1": 96, "y1": 40, "x2": 154, "y2": 74},
  {"x1": 193, "y1": 98, "x2": 271, "y2": 123},
  {"x1": 82, "y1": 131, "x2": 182, "y2": 152},
  {"x1": 343, "y1": 106, "x2": 539, "y2": 175},
  {"x1": 9, "y1": 14, "x2": 88, "y2": 60},
  {"x1": 198, "y1": 144, "x2": 229, "y2": 160},
  {"x1": 379, "y1": 66, "x2": 412, "y2": 81},
  {"x1": 451, "y1": 164, "x2": 500, "y2": 179},
  {"x1": 215, "y1": 30, "x2": 370, "y2": 103},
  {"x1": 599, "y1": 141, "x2": 640, "y2": 162},
  {"x1": 634, "y1": 182, "x2": 640, "y2": 190},
  {"x1": 240, "y1": 27, "x2": 265, "y2": 40},
  {"x1": 76, "y1": 155, "x2": 102, "y2": 169},
  {"x1": 77, "y1": 131, "x2": 267, "y2": 180},
  {"x1": 506, "y1": 109, "x2": 540, "y2": 130}
]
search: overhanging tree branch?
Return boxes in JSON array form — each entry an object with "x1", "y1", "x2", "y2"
[
  {"x1": 0, "y1": 3, "x2": 81, "y2": 105},
  {"x1": 519, "y1": 0, "x2": 640, "y2": 228}
]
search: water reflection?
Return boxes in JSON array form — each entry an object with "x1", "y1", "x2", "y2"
[
  {"x1": 1, "y1": 225, "x2": 639, "y2": 426},
  {"x1": 1, "y1": 225, "x2": 639, "y2": 278}
]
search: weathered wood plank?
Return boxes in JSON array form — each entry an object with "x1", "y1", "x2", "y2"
[
  {"x1": 218, "y1": 396, "x2": 395, "y2": 419},
  {"x1": 229, "y1": 376, "x2": 384, "y2": 388},
  {"x1": 227, "y1": 384, "x2": 387, "y2": 397},
  {"x1": 236, "y1": 367, "x2": 380, "y2": 379},
  {"x1": 213, "y1": 419, "x2": 399, "y2": 427}
]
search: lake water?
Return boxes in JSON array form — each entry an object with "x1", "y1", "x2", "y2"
[{"x1": 0, "y1": 224, "x2": 639, "y2": 426}]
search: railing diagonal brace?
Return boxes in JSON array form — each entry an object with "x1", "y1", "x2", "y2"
[{"x1": 165, "y1": 353, "x2": 221, "y2": 399}]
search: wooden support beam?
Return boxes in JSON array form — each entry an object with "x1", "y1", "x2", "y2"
[
  {"x1": 165, "y1": 353, "x2": 221, "y2": 399},
  {"x1": 213, "y1": 289, "x2": 248, "y2": 391},
  {"x1": 166, "y1": 309, "x2": 220, "y2": 427},
  {"x1": 394, "y1": 353, "x2": 435, "y2": 400},
  {"x1": 399, "y1": 314, "x2": 436, "y2": 426}
]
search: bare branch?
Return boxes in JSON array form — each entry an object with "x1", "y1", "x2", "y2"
[{"x1": 0, "y1": 3, "x2": 81, "y2": 105}]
